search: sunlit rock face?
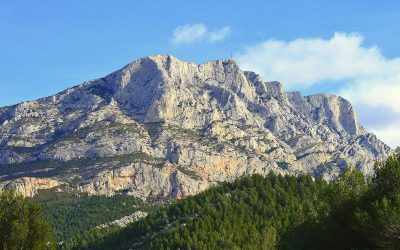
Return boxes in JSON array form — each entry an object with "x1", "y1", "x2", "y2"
[{"x1": 0, "y1": 55, "x2": 391, "y2": 198}]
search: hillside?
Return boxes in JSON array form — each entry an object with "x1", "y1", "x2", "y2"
[
  {"x1": 61, "y1": 152, "x2": 400, "y2": 249},
  {"x1": 29, "y1": 191, "x2": 152, "y2": 242},
  {"x1": 0, "y1": 55, "x2": 391, "y2": 200}
]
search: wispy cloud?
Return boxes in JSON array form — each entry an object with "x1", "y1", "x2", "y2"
[
  {"x1": 171, "y1": 23, "x2": 230, "y2": 45},
  {"x1": 236, "y1": 33, "x2": 400, "y2": 148},
  {"x1": 209, "y1": 26, "x2": 231, "y2": 42},
  {"x1": 171, "y1": 24, "x2": 207, "y2": 44}
]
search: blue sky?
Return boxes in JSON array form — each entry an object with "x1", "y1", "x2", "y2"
[{"x1": 1, "y1": 0, "x2": 399, "y2": 147}]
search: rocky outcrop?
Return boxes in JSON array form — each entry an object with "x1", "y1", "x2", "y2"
[
  {"x1": 77, "y1": 163, "x2": 210, "y2": 199},
  {"x1": 0, "y1": 177, "x2": 62, "y2": 197},
  {"x1": 97, "y1": 211, "x2": 148, "y2": 228},
  {"x1": 0, "y1": 55, "x2": 392, "y2": 200}
]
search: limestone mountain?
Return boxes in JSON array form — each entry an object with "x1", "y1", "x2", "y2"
[{"x1": 0, "y1": 55, "x2": 391, "y2": 198}]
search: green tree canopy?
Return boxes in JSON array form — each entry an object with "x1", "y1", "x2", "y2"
[{"x1": 0, "y1": 190, "x2": 55, "y2": 250}]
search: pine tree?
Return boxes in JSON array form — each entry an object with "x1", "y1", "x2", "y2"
[{"x1": 0, "y1": 190, "x2": 55, "y2": 249}]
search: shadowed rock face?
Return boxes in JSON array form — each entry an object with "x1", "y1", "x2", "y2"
[{"x1": 0, "y1": 55, "x2": 392, "y2": 198}]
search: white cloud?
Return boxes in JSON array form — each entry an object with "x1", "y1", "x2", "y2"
[
  {"x1": 236, "y1": 33, "x2": 400, "y2": 148},
  {"x1": 339, "y1": 75, "x2": 400, "y2": 113},
  {"x1": 236, "y1": 33, "x2": 400, "y2": 88},
  {"x1": 209, "y1": 26, "x2": 231, "y2": 42},
  {"x1": 370, "y1": 125, "x2": 400, "y2": 150},
  {"x1": 171, "y1": 24, "x2": 207, "y2": 45},
  {"x1": 171, "y1": 23, "x2": 230, "y2": 45}
]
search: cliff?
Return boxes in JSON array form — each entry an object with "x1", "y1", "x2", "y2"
[{"x1": 0, "y1": 55, "x2": 391, "y2": 198}]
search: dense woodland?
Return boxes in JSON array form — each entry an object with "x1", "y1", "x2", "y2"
[
  {"x1": 1, "y1": 151, "x2": 400, "y2": 249},
  {"x1": 65, "y1": 151, "x2": 400, "y2": 249},
  {"x1": 29, "y1": 191, "x2": 152, "y2": 241}
]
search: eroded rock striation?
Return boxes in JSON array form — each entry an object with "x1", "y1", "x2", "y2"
[
  {"x1": 97, "y1": 211, "x2": 148, "y2": 229},
  {"x1": 0, "y1": 55, "x2": 391, "y2": 198}
]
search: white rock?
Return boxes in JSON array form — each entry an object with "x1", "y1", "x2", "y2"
[{"x1": 0, "y1": 55, "x2": 392, "y2": 200}]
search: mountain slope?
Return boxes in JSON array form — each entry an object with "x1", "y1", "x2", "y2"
[
  {"x1": 62, "y1": 173, "x2": 329, "y2": 249},
  {"x1": 62, "y1": 153, "x2": 400, "y2": 250},
  {"x1": 0, "y1": 55, "x2": 391, "y2": 198}
]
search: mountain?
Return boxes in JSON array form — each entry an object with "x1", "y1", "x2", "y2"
[{"x1": 0, "y1": 55, "x2": 391, "y2": 198}]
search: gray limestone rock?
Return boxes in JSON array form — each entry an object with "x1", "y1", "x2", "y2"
[{"x1": 0, "y1": 55, "x2": 392, "y2": 198}]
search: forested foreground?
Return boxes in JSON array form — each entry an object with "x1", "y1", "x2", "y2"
[
  {"x1": 1, "y1": 152, "x2": 400, "y2": 249},
  {"x1": 30, "y1": 191, "x2": 152, "y2": 241},
  {"x1": 0, "y1": 189, "x2": 153, "y2": 250},
  {"x1": 65, "y1": 153, "x2": 400, "y2": 249}
]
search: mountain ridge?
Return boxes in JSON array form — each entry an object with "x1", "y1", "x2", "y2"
[{"x1": 0, "y1": 54, "x2": 392, "y2": 198}]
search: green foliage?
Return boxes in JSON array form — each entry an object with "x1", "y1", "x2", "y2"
[
  {"x1": 352, "y1": 153, "x2": 400, "y2": 248},
  {"x1": 372, "y1": 153, "x2": 400, "y2": 200},
  {"x1": 4, "y1": 152, "x2": 400, "y2": 249},
  {"x1": 30, "y1": 190, "x2": 152, "y2": 242},
  {"x1": 289, "y1": 167, "x2": 368, "y2": 249},
  {"x1": 294, "y1": 154, "x2": 400, "y2": 249},
  {"x1": 61, "y1": 226, "x2": 121, "y2": 250},
  {"x1": 65, "y1": 173, "x2": 330, "y2": 249},
  {"x1": 64, "y1": 154, "x2": 400, "y2": 249},
  {"x1": 0, "y1": 190, "x2": 55, "y2": 249}
]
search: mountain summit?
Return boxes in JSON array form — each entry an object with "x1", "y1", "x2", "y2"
[{"x1": 0, "y1": 55, "x2": 391, "y2": 198}]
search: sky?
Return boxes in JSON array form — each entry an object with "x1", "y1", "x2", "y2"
[{"x1": 0, "y1": 0, "x2": 399, "y2": 147}]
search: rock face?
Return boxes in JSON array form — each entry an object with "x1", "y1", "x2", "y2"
[
  {"x1": 97, "y1": 211, "x2": 148, "y2": 229},
  {"x1": 1, "y1": 177, "x2": 61, "y2": 197},
  {"x1": 0, "y1": 55, "x2": 392, "y2": 198}
]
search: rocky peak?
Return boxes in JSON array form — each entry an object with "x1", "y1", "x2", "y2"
[
  {"x1": 85, "y1": 55, "x2": 258, "y2": 126},
  {"x1": 0, "y1": 55, "x2": 392, "y2": 199},
  {"x1": 287, "y1": 93, "x2": 360, "y2": 136}
]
